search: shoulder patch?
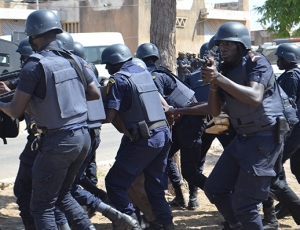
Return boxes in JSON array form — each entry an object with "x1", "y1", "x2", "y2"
[
  {"x1": 106, "y1": 78, "x2": 115, "y2": 94},
  {"x1": 152, "y1": 75, "x2": 156, "y2": 79},
  {"x1": 84, "y1": 63, "x2": 93, "y2": 71}
]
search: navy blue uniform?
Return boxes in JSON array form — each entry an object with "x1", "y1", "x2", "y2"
[
  {"x1": 17, "y1": 42, "x2": 93, "y2": 229},
  {"x1": 104, "y1": 61, "x2": 173, "y2": 226},
  {"x1": 148, "y1": 63, "x2": 207, "y2": 196},
  {"x1": 176, "y1": 58, "x2": 190, "y2": 81},
  {"x1": 278, "y1": 66, "x2": 300, "y2": 170},
  {"x1": 204, "y1": 54, "x2": 284, "y2": 230}
]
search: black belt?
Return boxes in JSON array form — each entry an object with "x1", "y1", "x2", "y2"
[
  {"x1": 148, "y1": 120, "x2": 167, "y2": 130},
  {"x1": 240, "y1": 130, "x2": 275, "y2": 137}
]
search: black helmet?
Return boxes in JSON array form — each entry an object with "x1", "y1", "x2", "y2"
[
  {"x1": 25, "y1": 9, "x2": 63, "y2": 36},
  {"x1": 16, "y1": 38, "x2": 34, "y2": 56},
  {"x1": 199, "y1": 42, "x2": 209, "y2": 58},
  {"x1": 73, "y1": 41, "x2": 86, "y2": 60},
  {"x1": 131, "y1": 58, "x2": 147, "y2": 69},
  {"x1": 215, "y1": 22, "x2": 251, "y2": 49},
  {"x1": 136, "y1": 43, "x2": 160, "y2": 59},
  {"x1": 275, "y1": 43, "x2": 300, "y2": 63},
  {"x1": 101, "y1": 44, "x2": 132, "y2": 64},
  {"x1": 56, "y1": 31, "x2": 74, "y2": 52},
  {"x1": 208, "y1": 35, "x2": 216, "y2": 50}
]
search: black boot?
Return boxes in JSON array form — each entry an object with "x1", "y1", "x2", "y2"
[
  {"x1": 222, "y1": 221, "x2": 242, "y2": 230},
  {"x1": 102, "y1": 207, "x2": 142, "y2": 230},
  {"x1": 187, "y1": 189, "x2": 200, "y2": 210},
  {"x1": 163, "y1": 223, "x2": 175, "y2": 230},
  {"x1": 144, "y1": 219, "x2": 163, "y2": 230},
  {"x1": 262, "y1": 206, "x2": 279, "y2": 230},
  {"x1": 168, "y1": 186, "x2": 187, "y2": 208},
  {"x1": 80, "y1": 176, "x2": 109, "y2": 203}
]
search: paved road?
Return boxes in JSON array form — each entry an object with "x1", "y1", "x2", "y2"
[{"x1": 0, "y1": 122, "x2": 123, "y2": 181}]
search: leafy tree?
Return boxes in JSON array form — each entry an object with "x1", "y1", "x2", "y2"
[{"x1": 254, "y1": 0, "x2": 300, "y2": 38}]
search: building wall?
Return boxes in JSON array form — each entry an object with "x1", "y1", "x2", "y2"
[
  {"x1": 251, "y1": 30, "x2": 274, "y2": 46},
  {"x1": 79, "y1": 0, "x2": 146, "y2": 54},
  {"x1": 176, "y1": 0, "x2": 206, "y2": 55}
]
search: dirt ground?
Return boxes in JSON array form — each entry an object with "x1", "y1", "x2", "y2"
[{"x1": 1, "y1": 140, "x2": 300, "y2": 230}]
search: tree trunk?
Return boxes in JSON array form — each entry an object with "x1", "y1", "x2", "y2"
[
  {"x1": 150, "y1": 1, "x2": 186, "y2": 196},
  {"x1": 150, "y1": 0, "x2": 177, "y2": 73}
]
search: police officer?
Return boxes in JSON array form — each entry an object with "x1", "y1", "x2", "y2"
[
  {"x1": 55, "y1": 32, "x2": 139, "y2": 229},
  {"x1": 0, "y1": 9, "x2": 101, "y2": 229},
  {"x1": 101, "y1": 44, "x2": 175, "y2": 230},
  {"x1": 177, "y1": 51, "x2": 191, "y2": 81},
  {"x1": 136, "y1": 43, "x2": 209, "y2": 211},
  {"x1": 2, "y1": 38, "x2": 70, "y2": 230},
  {"x1": 264, "y1": 43, "x2": 300, "y2": 225},
  {"x1": 72, "y1": 41, "x2": 105, "y2": 191},
  {"x1": 202, "y1": 22, "x2": 298, "y2": 230}
]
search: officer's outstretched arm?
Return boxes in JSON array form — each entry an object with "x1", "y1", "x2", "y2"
[
  {"x1": 85, "y1": 81, "x2": 100, "y2": 101},
  {"x1": 0, "y1": 89, "x2": 31, "y2": 118},
  {"x1": 167, "y1": 103, "x2": 209, "y2": 116}
]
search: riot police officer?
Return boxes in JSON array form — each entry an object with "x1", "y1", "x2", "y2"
[
  {"x1": 56, "y1": 32, "x2": 139, "y2": 229},
  {"x1": 265, "y1": 43, "x2": 300, "y2": 225},
  {"x1": 136, "y1": 43, "x2": 209, "y2": 211},
  {"x1": 5, "y1": 38, "x2": 70, "y2": 230},
  {"x1": 177, "y1": 51, "x2": 191, "y2": 81},
  {"x1": 0, "y1": 9, "x2": 100, "y2": 229},
  {"x1": 101, "y1": 44, "x2": 175, "y2": 230},
  {"x1": 72, "y1": 41, "x2": 104, "y2": 191},
  {"x1": 202, "y1": 22, "x2": 297, "y2": 230}
]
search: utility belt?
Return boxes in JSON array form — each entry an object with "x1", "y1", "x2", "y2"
[
  {"x1": 89, "y1": 127, "x2": 100, "y2": 138},
  {"x1": 129, "y1": 120, "x2": 167, "y2": 142},
  {"x1": 240, "y1": 130, "x2": 275, "y2": 137}
]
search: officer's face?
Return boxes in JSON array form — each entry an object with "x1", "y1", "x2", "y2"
[
  {"x1": 105, "y1": 63, "x2": 118, "y2": 75},
  {"x1": 276, "y1": 56, "x2": 288, "y2": 70},
  {"x1": 218, "y1": 41, "x2": 239, "y2": 63},
  {"x1": 28, "y1": 36, "x2": 39, "y2": 52}
]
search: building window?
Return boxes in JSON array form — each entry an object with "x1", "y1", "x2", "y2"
[
  {"x1": 62, "y1": 22, "x2": 80, "y2": 33},
  {"x1": 176, "y1": 17, "x2": 187, "y2": 28}
]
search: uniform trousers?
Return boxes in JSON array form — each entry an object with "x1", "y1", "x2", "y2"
[
  {"x1": 105, "y1": 126, "x2": 173, "y2": 226},
  {"x1": 30, "y1": 127, "x2": 92, "y2": 230},
  {"x1": 204, "y1": 133, "x2": 283, "y2": 230}
]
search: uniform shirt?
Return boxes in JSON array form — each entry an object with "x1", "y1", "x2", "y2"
[
  {"x1": 145, "y1": 63, "x2": 177, "y2": 98},
  {"x1": 219, "y1": 54, "x2": 274, "y2": 97},
  {"x1": 17, "y1": 42, "x2": 94, "y2": 100},
  {"x1": 177, "y1": 58, "x2": 190, "y2": 75},
  {"x1": 278, "y1": 65, "x2": 300, "y2": 103},
  {"x1": 105, "y1": 60, "x2": 145, "y2": 112}
]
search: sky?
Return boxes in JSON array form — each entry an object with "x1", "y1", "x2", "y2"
[{"x1": 204, "y1": 0, "x2": 266, "y2": 31}]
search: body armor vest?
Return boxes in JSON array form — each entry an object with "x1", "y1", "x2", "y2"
[
  {"x1": 117, "y1": 70, "x2": 166, "y2": 130},
  {"x1": 84, "y1": 62, "x2": 105, "y2": 129},
  {"x1": 224, "y1": 57, "x2": 288, "y2": 134},
  {"x1": 151, "y1": 67, "x2": 195, "y2": 108},
  {"x1": 28, "y1": 51, "x2": 87, "y2": 129}
]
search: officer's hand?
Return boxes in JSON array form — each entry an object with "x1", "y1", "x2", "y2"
[
  {"x1": 201, "y1": 58, "x2": 219, "y2": 83},
  {"x1": 0, "y1": 81, "x2": 11, "y2": 94}
]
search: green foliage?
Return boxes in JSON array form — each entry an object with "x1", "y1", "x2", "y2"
[{"x1": 253, "y1": 0, "x2": 300, "y2": 38}]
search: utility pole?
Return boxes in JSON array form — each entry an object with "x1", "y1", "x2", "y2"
[{"x1": 36, "y1": 0, "x2": 39, "y2": 10}]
